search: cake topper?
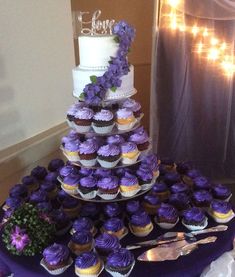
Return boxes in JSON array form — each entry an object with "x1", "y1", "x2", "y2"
[{"x1": 77, "y1": 10, "x2": 115, "y2": 35}]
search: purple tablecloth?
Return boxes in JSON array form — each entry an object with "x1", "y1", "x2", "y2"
[{"x1": 0, "y1": 216, "x2": 234, "y2": 277}]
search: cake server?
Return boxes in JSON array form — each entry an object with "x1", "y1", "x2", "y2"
[
  {"x1": 137, "y1": 236, "x2": 217, "y2": 262},
  {"x1": 126, "y1": 225, "x2": 227, "y2": 250}
]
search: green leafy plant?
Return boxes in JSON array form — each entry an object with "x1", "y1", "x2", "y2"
[{"x1": 2, "y1": 203, "x2": 55, "y2": 256}]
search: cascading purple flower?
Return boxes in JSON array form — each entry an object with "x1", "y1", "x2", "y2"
[
  {"x1": 83, "y1": 20, "x2": 135, "y2": 105},
  {"x1": 10, "y1": 226, "x2": 30, "y2": 252}
]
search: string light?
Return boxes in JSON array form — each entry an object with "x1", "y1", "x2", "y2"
[
  {"x1": 168, "y1": 0, "x2": 180, "y2": 8},
  {"x1": 197, "y1": 42, "x2": 203, "y2": 54},
  {"x1": 192, "y1": 25, "x2": 199, "y2": 36}
]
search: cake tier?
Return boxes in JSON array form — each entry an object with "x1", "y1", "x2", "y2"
[
  {"x1": 78, "y1": 35, "x2": 118, "y2": 69},
  {"x1": 72, "y1": 65, "x2": 135, "y2": 101}
]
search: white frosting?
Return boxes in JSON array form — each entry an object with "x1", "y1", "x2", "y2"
[
  {"x1": 72, "y1": 65, "x2": 135, "y2": 100},
  {"x1": 78, "y1": 35, "x2": 118, "y2": 69}
]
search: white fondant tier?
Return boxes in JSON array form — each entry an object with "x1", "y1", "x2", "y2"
[
  {"x1": 72, "y1": 65, "x2": 136, "y2": 101},
  {"x1": 78, "y1": 35, "x2": 118, "y2": 69}
]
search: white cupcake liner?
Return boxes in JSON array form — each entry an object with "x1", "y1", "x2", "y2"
[
  {"x1": 55, "y1": 221, "x2": 73, "y2": 236},
  {"x1": 62, "y1": 151, "x2": 80, "y2": 162},
  {"x1": 66, "y1": 119, "x2": 74, "y2": 128},
  {"x1": 120, "y1": 187, "x2": 141, "y2": 198},
  {"x1": 97, "y1": 189, "x2": 120, "y2": 200},
  {"x1": 92, "y1": 123, "x2": 115, "y2": 134},
  {"x1": 140, "y1": 182, "x2": 154, "y2": 191},
  {"x1": 154, "y1": 217, "x2": 179, "y2": 230},
  {"x1": 75, "y1": 260, "x2": 104, "y2": 277},
  {"x1": 97, "y1": 157, "x2": 121, "y2": 168},
  {"x1": 77, "y1": 189, "x2": 97, "y2": 200},
  {"x1": 40, "y1": 257, "x2": 73, "y2": 275},
  {"x1": 105, "y1": 260, "x2": 135, "y2": 277},
  {"x1": 2, "y1": 204, "x2": 9, "y2": 212},
  {"x1": 73, "y1": 124, "x2": 91, "y2": 133},
  {"x1": 79, "y1": 158, "x2": 97, "y2": 167},
  {"x1": 61, "y1": 184, "x2": 78, "y2": 195},
  {"x1": 121, "y1": 152, "x2": 140, "y2": 165},
  {"x1": 128, "y1": 223, "x2": 153, "y2": 237},
  {"x1": 207, "y1": 209, "x2": 235, "y2": 223},
  {"x1": 116, "y1": 119, "x2": 137, "y2": 131},
  {"x1": 182, "y1": 217, "x2": 208, "y2": 231},
  {"x1": 152, "y1": 170, "x2": 160, "y2": 181},
  {"x1": 214, "y1": 194, "x2": 232, "y2": 202}
]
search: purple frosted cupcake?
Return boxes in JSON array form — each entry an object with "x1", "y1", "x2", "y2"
[
  {"x1": 78, "y1": 176, "x2": 97, "y2": 199},
  {"x1": 126, "y1": 200, "x2": 142, "y2": 215},
  {"x1": 106, "y1": 135, "x2": 125, "y2": 145},
  {"x1": 62, "y1": 174, "x2": 79, "y2": 194},
  {"x1": 72, "y1": 217, "x2": 95, "y2": 235},
  {"x1": 182, "y1": 207, "x2": 207, "y2": 230},
  {"x1": 45, "y1": 172, "x2": 60, "y2": 185},
  {"x1": 36, "y1": 201, "x2": 53, "y2": 212},
  {"x1": 194, "y1": 176, "x2": 211, "y2": 190},
  {"x1": 104, "y1": 203, "x2": 122, "y2": 218},
  {"x1": 51, "y1": 209, "x2": 71, "y2": 234},
  {"x1": 79, "y1": 140, "x2": 98, "y2": 166},
  {"x1": 182, "y1": 169, "x2": 201, "y2": 188},
  {"x1": 4, "y1": 197, "x2": 23, "y2": 211},
  {"x1": 122, "y1": 98, "x2": 142, "y2": 118},
  {"x1": 97, "y1": 144, "x2": 121, "y2": 168},
  {"x1": 102, "y1": 217, "x2": 125, "y2": 239},
  {"x1": 62, "y1": 197, "x2": 80, "y2": 218},
  {"x1": 151, "y1": 182, "x2": 170, "y2": 201},
  {"x1": 21, "y1": 175, "x2": 39, "y2": 192},
  {"x1": 121, "y1": 142, "x2": 140, "y2": 165},
  {"x1": 95, "y1": 233, "x2": 121, "y2": 257},
  {"x1": 40, "y1": 182, "x2": 58, "y2": 199},
  {"x1": 163, "y1": 172, "x2": 181, "y2": 186},
  {"x1": 116, "y1": 108, "x2": 136, "y2": 130},
  {"x1": 192, "y1": 190, "x2": 213, "y2": 208},
  {"x1": 106, "y1": 248, "x2": 135, "y2": 275},
  {"x1": 9, "y1": 184, "x2": 28, "y2": 199},
  {"x1": 94, "y1": 168, "x2": 112, "y2": 178},
  {"x1": 211, "y1": 184, "x2": 232, "y2": 201},
  {"x1": 176, "y1": 161, "x2": 192, "y2": 174},
  {"x1": 129, "y1": 127, "x2": 149, "y2": 151},
  {"x1": 169, "y1": 193, "x2": 190, "y2": 211},
  {"x1": 57, "y1": 189, "x2": 70, "y2": 204},
  {"x1": 142, "y1": 154, "x2": 159, "y2": 177},
  {"x1": 97, "y1": 176, "x2": 119, "y2": 199},
  {"x1": 170, "y1": 182, "x2": 190, "y2": 194},
  {"x1": 80, "y1": 203, "x2": 101, "y2": 220},
  {"x1": 92, "y1": 109, "x2": 115, "y2": 134},
  {"x1": 142, "y1": 195, "x2": 161, "y2": 215},
  {"x1": 59, "y1": 165, "x2": 79, "y2": 180},
  {"x1": 155, "y1": 203, "x2": 179, "y2": 229},
  {"x1": 63, "y1": 140, "x2": 80, "y2": 162},
  {"x1": 159, "y1": 159, "x2": 176, "y2": 175},
  {"x1": 42, "y1": 243, "x2": 70, "y2": 272},
  {"x1": 69, "y1": 231, "x2": 93, "y2": 255},
  {"x1": 130, "y1": 211, "x2": 153, "y2": 236},
  {"x1": 48, "y1": 159, "x2": 65, "y2": 172},
  {"x1": 74, "y1": 107, "x2": 94, "y2": 132},
  {"x1": 120, "y1": 172, "x2": 140, "y2": 197},
  {"x1": 79, "y1": 168, "x2": 94, "y2": 177},
  {"x1": 61, "y1": 130, "x2": 80, "y2": 146},
  {"x1": 136, "y1": 166, "x2": 153, "y2": 189},
  {"x1": 209, "y1": 200, "x2": 234, "y2": 223},
  {"x1": 31, "y1": 166, "x2": 47, "y2": 181},
  {"x1": 75, "y1": 251, "x2": 102, "y2": 276},
  {"x1": 115, "y1": 167, "x2": 133, "y2": 177},
  {"x1": 66, "y1": 104, "x2": 77, "y2": 125},
  {"x1": 29, "y1": 190, "x2": 48, "y2": 204}
]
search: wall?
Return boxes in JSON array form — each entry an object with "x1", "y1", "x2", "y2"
[
  {"x1": 71, "y1": 0, "x2": 154, "y2": 129},
  {"x1": 0, "y1": 0, "x2": 75, "y2": 151}
]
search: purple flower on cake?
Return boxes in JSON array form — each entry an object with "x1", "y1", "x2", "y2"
[{"x1": 10, "y1": 226, "x2": 30, "y2": 252}]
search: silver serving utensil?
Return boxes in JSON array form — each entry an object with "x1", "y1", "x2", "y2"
[
  {"x1": 126, "y1": 225, "x2": 227, "y2": 250},
  {"x1": 138, "y1": 236, "x2": 217, "y2": 262}
]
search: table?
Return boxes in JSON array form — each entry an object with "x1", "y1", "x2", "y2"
[{"x1": 0, "y1": 216, "x2": 234, "y2": 277}]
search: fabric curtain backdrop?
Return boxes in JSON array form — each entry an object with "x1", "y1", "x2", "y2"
[{"x1": 151, "y1": 0, "x2": 235, "y2": 179}]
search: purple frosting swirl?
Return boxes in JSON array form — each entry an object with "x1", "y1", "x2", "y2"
[
  {"x1": 97, "y1": 144, "x2": 120, "y2": 157},
  {"x1": 64, "y1": 140, "x2": 80, "y2": 152},
  {"x1": 211, "y1": 200, "x2": 232, "y2": 214},
  {"x1": 48, "y1": 159, "x2": 65, "y2": 172},
  {"x1": 126, "y1": 200, "x2": 141, "y2": 215},
  {"x1": 94, "y1": 168, "x2": 112, "y2": 178},
  {"x1": 57, "y1": 189, "x2": 70, "y2": 202},
  {"x1": 120, "y1": 172, "x2": 138, "y2": 186},
  {"x1": 73, "y1": 217, "x2": 93, "y2": 232},
  {"x1": 75, "y1": 107, "x2": 94, "y2": 120},
  {"x1": 107, "y1": 135, "x2": 125, "y2": 145},
  {"x1": 183, "y1": 207, "x2": 206, "y2": 223},
  {"x1": 129, "y1": 128, "x2": 149, "y2": 144},
  {"x1": 71, "y1": 231, "x2": 92, "y2": 244},
  {"x1": 63, "y1": 175, "x2": 79, "y2": 187},
  {"x1": 151, "y1": 182, "x2": 168, "y2": 193},
  {"x1": 97, "y1": 176, "x2": 119, "y2": 190},
  {"x1": 194, "y1": 176, "x2": 211, "y2": 190},
  {"x1": 9, "y1": 184, "x2": 27, "y2": 198},
  {"x1": 60, "y1": 165, "x2": 76, "y2": 178},
  {"x1": 80, "y1": 176, "x2": 97, "y2": 188},
  {"x1": 122, "y1": 98, "x2": 141, "y2": 112},
  {"x1": 31, "y1": 166, "x2": 47, "y2": 180},
  {"x1": 104, "y1": 203, "x2": 121, "y2": 218},
  {"x1": 43, "y1": 243, "x2": 69, "y2": 265},
  {"x1": 103, "y1": 217, "x2": 124, "y2": 232},
  {"x1": 75, "y1": 252, "x2": 99, "y2": 269},
  {"x1": 130, "y1": 211, "x2": 151, "y2": 227},
  {"x1": 176, "y1": 162, "x2": 192, "y2": 174},
  {"x1": 212, "y1": 184, "x2": 231, "y2": 199},
  {"x1": 93, "y1": 109, "x2": 114, "y2": 121},
  {"x1": 21, "y1": 175, "x2": 36, "y2": 186},
  {"x1": 79, "y1": 168, "x2": 94, "y2": 176},
  {"x1": 40, "y1": 182, "x2": 56, "y2": 192},
  {"x1": 5, "y1": 197, "x2": 22, "y2": 209},
  {"x1": 36, "y1": 201, "x2": 52, "y2": 212},
  {"x1": 67, "y1": 105, "x2": 77, "y2": 117},
  {"x1": 116, "y1": 108, "x2": 133, "y2": 119},
  {"x1": 163, "y1": 172, "x2": 181, "y2": 185},
  {"x1": 62, "y1": 197, "x2": 80, "y2": 208},
  {"x1": 45, "y1": 172, "x2": 59, "y2": 184},
  {"x1": 107, "y1": 248, "x2": 134, "y2": 268},
  {"x1": 79, "y1": 140, "x2": 98, "y2": 155},
  {"x1": 121, "y1": 142, "x2": 137, "y2": 153},
  {"x1": 193, "y1": 190, "x2": 213, "y2": 203},
  {"x1": 171, "y1": 183, "x2": 189, "y2": 194},
  {"x1": 81, "y1": 203, "x2": 100, "y2": 218},
  {"x1": 51, "y1": 210, "x2": 70, "y2": 225},
  {"x1": 29, "y1": 190, "x2": 48, "y2": 204},
  {"x1": 115, "y1": 168, "x2": 133, "y2": 177},
  {"x1": 186, "y1": 169, "x2": 201, "y2": 179},
  {"x1": 157, "y1": 204, "x2": 178, "y2": 221},
  {"x1": 136, "y1": 167, "x2": 153, "y2": 182},
  {"x1": 143, "y1": 195, "x2": 161, "y2": 205},
  {"x1": 169, "y1": 193, "x2": 190, "y2": 206},
  {"x1": 95, "y1": 233, "x2": 120, "y2": 251}
]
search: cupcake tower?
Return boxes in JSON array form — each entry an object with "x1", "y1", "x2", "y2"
[{"x1": 59, "y1": 20, "x2": 159, "y2": 202}]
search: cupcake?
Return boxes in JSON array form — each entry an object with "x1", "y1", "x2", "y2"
[
  {"x1": 182, "y1": 169, "x2": 201, "y2": 187},
  {"x1": 9, "y1": 184, "x2": 28, "y2": 199},
  {"x1": 155, "y1": 203, "x2": 179, "y2": 229},
  {"x1": 95, "y1": 233, "x2": 121, "y2": 257},
  {"x1": 57, "y1": 189, "x2": 70, "y2": 204},
  {"x1": 104, "y1": 203, "x2": 122, "y2": 219},
  {"x1": 69, "y1": 231, "x2": 94, "y2": 255},
  {"x1": 79, "y1": 168, "x2": 94, "y2": 177},
  {"x1": 63, "y1": 140, "x2": 80, "y2": 162},
  {"x1": 78, "y1": 176, "x2": 97, "y2": 199},
  {"x1": 48, "y1": 159, "x2": 65, "y2": 172},
  {"x1": 168, "y1": 193, "x2": 190, "y2": 212},
  {"x1": 115, "y1": 167, "x2": 133, "y2": 178},
  {"x1": 126, "y1": 200, "x2": 142, "y2": 216},
  {"x1": 80, "y1": 203, "x2": 101, "y2": 220},
  {"x1": 211, "y1": 184, "x2": 232, "y2": 201},
  {"x1": 209, "y1": 200, "x2": 235, "y2": 223},
  {"x1": 106, "y1": 248, "x2": 135, "y2": 277},
  {"x1": 66, "y1": 104, "x2": 77, "y2": 127},
  {"x1": 61, "y1": 130, "x2": 80, "y2": 146},
  {"x1": 94, "y1": 168, "x2": 112, "y2": 178},
  {"x1": 97, "y1": 176, "x2": 119, "y2": 200},
  {"x1": 71, "y1": 217, "x2": 95, "y2": 235},
  {"x1": 194, "y1": 176, "x2": 211, "y2": 190},
  {"x1": 29, "y1": 190, "x2": 48, "y2": 204},
  {"x1": 102, "y1": 218, "x2": 126, "y2": 239},
  {"x1": 45, "y1": 172, "x2": 60, "y2": 185},
  {"x1": 142, "y1": 195, "x2": 161, "y2": 215},
  {"x1": 79, "y1": 140, "x2": 98, "y2": 167},
  {"x1": 59, "y1": 165, "x2": 79, "y2": 180},
  {"x1": 170, "y1": 182, "x2": 190, "y2": 194},
  {"x1": 75, "y1": 251, "x2": 102, "y2": 276},
  {"x1": 41, "y1": 243, "x2": 71, "y2": 274},
  {"x1": 62, "y1": 197, "x2": 80, "y2": 219},
  {"x1": 51, "y1": 209, "x2": 71, "y2": 235},
  {"x1": 97, "y1": 144, "x2": 121, "y2": 168},
  {"x1": 159, "y1": 159, "x2": 177, "y2": 175},
  {"x1": 129, "y1": 211, "x2": 153, "y2": 236},
  {"x1": 92, "y1": 109, "x2": 115, "y2": 134},
  {"x1": 163, "y1": 172, "x2": 181, "y2": 186},
  {"x1": 31, "y1": 166, "x2": 47, "y2": 181},
  {"x1": 106, "y1": 135, "x2": 125, "y2": 145},
  {"x1": 182, "y1": 207, "x2": 208, "y2": 231},
  {"x1": 36, "y1": 201, "x2": 53, "y2": 213},
  {"x1": 40, "y1": 182, "x2": 58, "y2": 199},
  {"x1": 120, "y1": 172, "x2": 140, "y2": 197},
  {"x1": 192, "y1": 190, "x2": 213, "y2": 208},
  {"x1": 151, "y1": 182, "x2": 170, "y2": 201},
  {"x1": 74, "y1": 107, "x2": 94, "y2": 132},
  {"x1": 142, "y1": 154, "x2": 159, "y2": 177},
  {"x1": 116, "y1": 108, "x2": 136, "y2": 130},
  {"x1": 136, "y1": 166, "x2": 153, "y2": 190},
  {"x1": 62, "y1": 174, "x2": 79, "y2": 194},
  {"x1": 21, "y1": 175, "x2": 39, "y2": 192},
  {"x1": 176, "y1": 161, "x2": 192, "y2": 175},
  {"x1": 3, "y1": 197, "x2": 23, "y2": 211},
  {"x1": 129, "y1": 127, "x2": 149, "y2": 151},
  {"x1": 122, "y1": 98, "x2": 142, "y2": 118},
  {"x1": 121, "y1": 142, "x2": 140, "y2": 165}
]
